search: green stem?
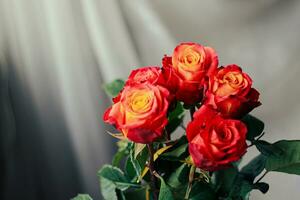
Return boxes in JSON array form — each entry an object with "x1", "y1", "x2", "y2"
[
  {"x1": 248, "y1": 132, "x2": 266, "y2": 148},
  {"x1": 184, "y1": 107, "x2": 197, "y2": 200},
  {"x1": 190, "y1": 107, "x2": 196, "y2": 120},
  {"x1": 256, "y1": 132, "x2": 265, "y2": 141},
  {"x1": 164, "y1": 128, "x2": 170, "y2": 141},
  {"x1": 255, "y1": 171, "x2": 268, "y2": 184},
  {"x1": 147, "y1": 144, "x2": 159, "y2": 200},
  {"x1": 185, "y1": 165, "x2": 196, "y2": 199}
]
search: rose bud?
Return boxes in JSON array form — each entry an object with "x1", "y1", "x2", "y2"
[
  {"x1": 162, "y1": 42, "x2": 218, "y2": 105},
  {"x1": 103, "y1": 83, "x2": 169, "y2": 144},
  {"x1": 205, "y1": 64, "x2": 261, "y2": 118},
  {"x1": 187, "y1": 105, "x2": 247, "y2": 171}
]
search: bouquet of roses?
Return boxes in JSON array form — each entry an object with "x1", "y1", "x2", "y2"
[{"x1": 73, "y1": 42, "x2": 300, "y2": 200}]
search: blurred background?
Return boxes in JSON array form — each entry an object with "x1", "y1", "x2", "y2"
[{"x1": 0, "y1": 0, "x2": 300, "y2": 199}]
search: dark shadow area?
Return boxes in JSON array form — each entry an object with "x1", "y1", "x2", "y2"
[{"x1": 0, "y1": 55, "x2": 84, "y2": 200}]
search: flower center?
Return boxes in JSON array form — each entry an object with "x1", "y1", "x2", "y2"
[
  {"x1": 176, "y1": 46, "x2": 203, "y2": 72},
  {"x1": 128, "y1": 90, "x2": 153, "y2": 114},
  {"x1": 223, "y1": 72, "x2": 244, "y2": 89},
  {"x1": 216, "y1": 71, "x2": 245, "y2": 96}
]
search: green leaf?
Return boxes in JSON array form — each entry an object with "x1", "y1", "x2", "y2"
[
  {"x1": 265, "y1": 140, "x2": 300, "y2": 175},
  {"x1": 112, "y1": 149, "x2": 128, "y2": 167},
  {"x1": 103, "y1": 79, "x2": 125, "y2": 97},
  {"x1": 162, "y1": 144, "x2": 188, "y2": 159},
  {"x1": 161, "y1": 136, "x2": 188, "y2": 161},
  {"x1": 232, "y1": 159, "x2": 242, "y2": 168},
  {"x1": 240, "y1": 154, "x2": 267, "y2": 181},
  {"x1": 228, "y1": 178, "x2": 253, "y2": 200},
  {"x1": 125, "y1": 157, "x2": 137, "y2": 181},
  {"x1": 158, "y1": 176, "x2": 174, "y2": 200},
  {"x1": 98, "y1": 165, "x2": 131, "y2": 190},
  {"x1": 112, "y1": 141, "x2": 131, "y2": 167},
  {"x1": 98, "y1": 165, "x2": 139, "y2": 200},
  {"x1": 116, "y1": 140, "x2": 131, "y2": 151},
  {"x1": 166, "y1": 116, "x2": 184, "y2": 134},
  {"x1": 169, "y1": 102, "x2": 185, "y2": 121},
  {"x1": 242, "y1": 114, "x2": 264, "y2": 141},
  {"x1": 71, "y1": 194, "x2": 93, "y2": 200},
  {"x1": 254, "y1": 140, "x2": 283, "y2": 157},
  {"x1": 166, "y1": 102, "x2": 185, "y2": 134},
  {"x1": 167, "y1": 163, "x2": 189, "y2": 188},
  {"x1": 212, "y1": 166, "x2": 254, "y2": 199},
  {"x1": 124, "y1": 188, "x2": 147, "y2": 199},
  {"x1": 189, "y1": 182, "x2": 216, "y2": 200},
  {"x1": 237, "y1": 181, "x2": 253, "y2": 200},
  {"x1": 124, "y1": 143, "x2": 138, "y2": 181},
  {"x1": 116, "y1": 189, "x2": 126, "y2": 200},
  {"x1": 99, "y1": 177, "x2": 118, "y2": 200},
  {"x1": 129, "y1": 146, "x2": 148, "y2": 181},
  {"x1": 134, "y1": 143, "x2": 146, "y2": 159},
  {"x1": 130, "y1": 150, "x2": 142, "y2": 179},
  {"x1": 253, "y1": 182, "x2": 269, "y2": 194},
  {"x1": 211, "y1": 167, "x2": 238, "y2": 195}
]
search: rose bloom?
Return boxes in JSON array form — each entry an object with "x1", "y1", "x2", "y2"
[
  {"x1": 162, "y1": 42, "x2": 218, "y2": 105},
  {"x1": 103, "y1": 83, "x2": 169, "y2": 144},
  {"x1": 125, "y1": 66, "x2": 163, "y2": 86},
  {"x1": 205, "y1": 64, "x2": 261, "y2": 118},
  {"x1": 187, "y1": 105, "x2": 247, "y2": 171}
]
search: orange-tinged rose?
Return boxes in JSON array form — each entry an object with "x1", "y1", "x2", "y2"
[
  {"x1": 162, "y1": 42, "x2": 218, "y2": 105},
  {"x1": 172, "y1": 43, "x2": 217, "y2": 80},
  {"x1": 103, "y1": 83, "x2": 169, "y2": 143},
  {"x1": 210, "y1": 64, "x2": 251, "y2": 97},
  {"x1": 205, "y1": 64, "x2": 261, "y2": 118}
]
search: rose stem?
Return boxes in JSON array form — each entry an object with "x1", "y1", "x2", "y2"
[
  {"x1": 185, "y1": 165, "x2": 196, "y2": 199},
  {"x1": 190, "y1": 106, "x2": 196, "y2": 119},
  {"x1": 164, "y1": 128, "x2": 170, "y2": 141},
  {"x1": 184, "y1": 107, "x2": 197, "y2": 199},
  {"x1": 164, "y1": 130, "x2": 172, "y2": 146},
  {"x1": 248, "y1": 132, "x2": 265, "y2": 148},
  {"x1": 147, "y1": 144, "x2": 159, "y2": 200},
  {"x1": 255, "y1": 171, "x2": 268, "y2": 184}
]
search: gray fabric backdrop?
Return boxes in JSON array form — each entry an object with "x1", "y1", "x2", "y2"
[{"x1": 0, "y1": 0, "x2": 299, "y2": 199}]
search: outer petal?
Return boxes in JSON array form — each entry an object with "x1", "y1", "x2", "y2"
[
  {"x1": 186, "y1": 105, "x2": 218, "y2": 141},
  {"x1": 126, "y1": 128, "x2": 160, "y2": 144},
  {"x1": 175, "y1": 81, "x2": 203, "y2": 105},
  {"x1": 215, "y1": 88, "x2": 261, "y2": 118},
  {"x1": 189, "y1": 134, "x2": 216, "y2": 170},
  {"x1": 103, "y1": 102, "x2": 125, "y2": 129},
  {"x1": 204, "y1": 46, "x2": 218, "y2": 76},
  {"x1": 161, "y1": 64, "x2": 180, "y2": 93}
]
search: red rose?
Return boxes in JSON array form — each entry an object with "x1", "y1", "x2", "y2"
[
  {"x1": 205, "y1": 64, "x2": 261, "y2": 118},
  {"x1": 162, "y1": 42, "x2": 218, "y2": 105},
  {"x1": 103, "y1": 83, "x2": 169, "y2": 144},
  {"x1": 125, "y1": 66, "x2": 163, "y2": 86},
  {"x1": 187, "y1": 105, "x2": 247, "y2": 171}
]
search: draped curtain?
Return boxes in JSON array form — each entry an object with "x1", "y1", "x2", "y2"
[{"x1": 0, "y1": 0, "x2": 300, "y2": 199}]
